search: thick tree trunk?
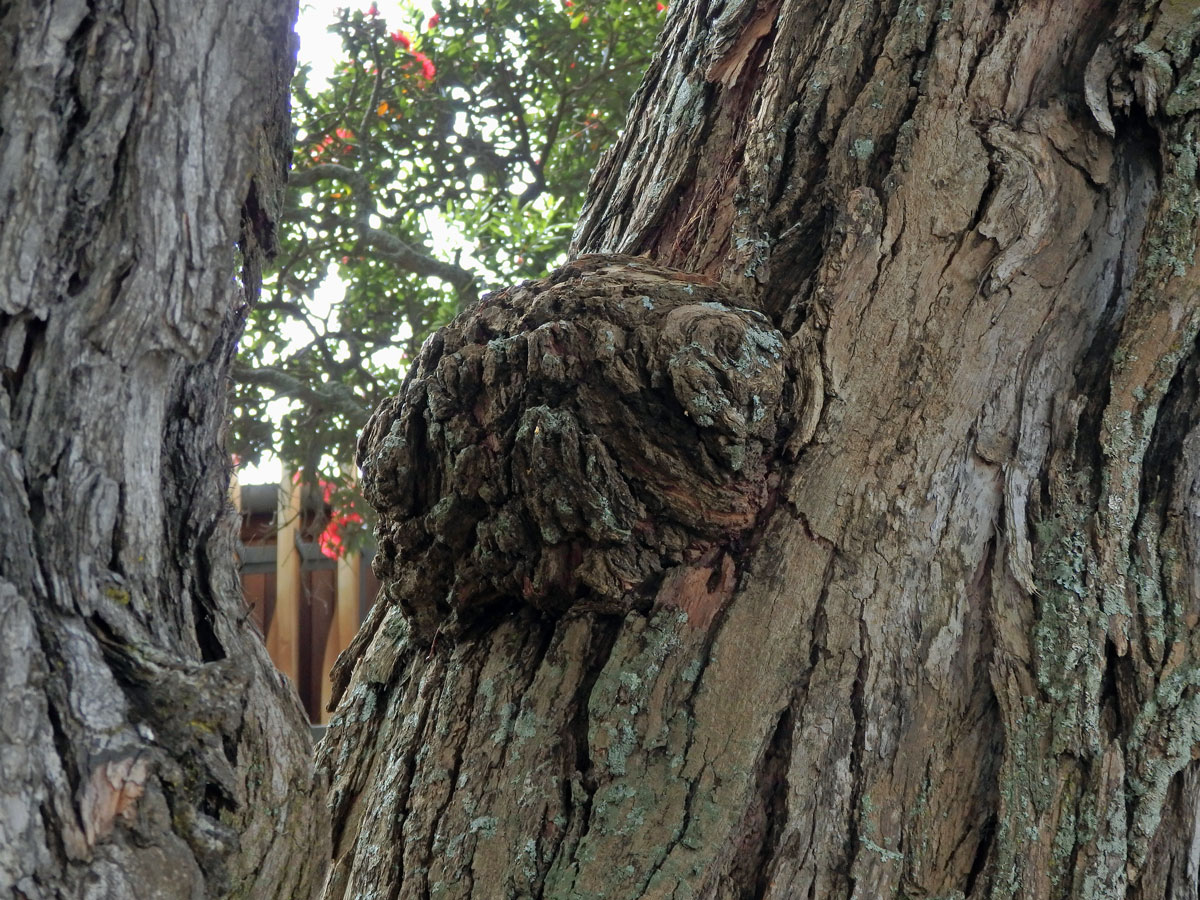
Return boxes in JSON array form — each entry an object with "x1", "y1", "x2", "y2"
[
  {"x1": 0, "y1": 2, "x2": 327, "y2": 897},
  {"x1": 323, "y1": 1, "x2": 1200, "y2": 898}
]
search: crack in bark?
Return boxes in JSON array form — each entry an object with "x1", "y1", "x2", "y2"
[
  {"x1": 553, "y1": 619, "x2": 624, "y2": 890},
  {"x1": 0, "y1": 313, "x2": 47, "y2": 402},
  {"x1": 843, "y1": 615, "x2": 871, "y2": 898},
  {"x1": 741, "y1": 706, "x2": 793, "y2": 900},
  {"x1": 417, "y1": 651, "x2": 486, "y2": 896},
  {"x1": 390, "y1": 672, "x2": 439, "y2": 899}
]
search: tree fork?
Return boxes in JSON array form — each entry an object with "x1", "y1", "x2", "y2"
[{"x1": 328, "y1": 0, "x2": 1200, "y2": 897}]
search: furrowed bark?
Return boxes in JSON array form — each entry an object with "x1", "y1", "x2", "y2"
[
  {"x1": 0, "y1": 2, "x2": 327, "y2": 897},
  {"x1": 323, "y1": 1, "x2": 1200, "y2": 897}
]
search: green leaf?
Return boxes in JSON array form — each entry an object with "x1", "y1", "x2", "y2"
[{"x1": 233, "y1": 0, "x2": 663, "y2": 488}]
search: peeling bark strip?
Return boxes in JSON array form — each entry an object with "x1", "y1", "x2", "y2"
[
  {"x1": 324, "y1": 0, "x2": 1200, "y2": 898},
  {"x1": 348, "y1": 255, "x2": 803, "y2": 652},
  {"x1": 0, "y1": 1, "x2": 326, "y2": 897}
]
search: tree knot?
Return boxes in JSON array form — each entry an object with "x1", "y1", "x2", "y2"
[{"x1": 357, "y1": 255, "x2": 801, "y2": 642}]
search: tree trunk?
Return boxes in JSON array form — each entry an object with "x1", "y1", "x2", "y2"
[
  {"x1": 323, "y1": 0, "x2": 1200, "y2": 898},
  {"x1": 0, "y1": 2, "x2": 327, "y2": 897}
]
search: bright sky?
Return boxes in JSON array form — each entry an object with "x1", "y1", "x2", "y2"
[{"x1": 298, "y1": 0, "x2": 434, "y2": 88}]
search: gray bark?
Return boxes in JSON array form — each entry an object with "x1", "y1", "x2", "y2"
[
  {"x1": 323, "y1": 0, "x2": 1200, "y2": 897},
  {"x1": 0, "y1": 1, "x2": 327, "y2": 897}
]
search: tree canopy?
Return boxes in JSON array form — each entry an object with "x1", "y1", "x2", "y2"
[{"x1": 229, "y1": 0, "x2": 665, "y2": 516}]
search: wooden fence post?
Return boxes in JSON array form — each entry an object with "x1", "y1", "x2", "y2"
[{"x1": 267, "y1": 470, "x2": 301, "y2": 687}]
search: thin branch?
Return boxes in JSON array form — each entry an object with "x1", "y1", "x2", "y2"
[
  {"x1": 233, "y1": 361, "x2": 371, "y2": 419},
  {"x1": 289, "y1": 163, "x2": 375, "y2": 195},
  {"x1": 357, "y1": 224, "x2": 474, "y2": 292},
  {"x1": 288, "y1": 164, "x2": 477, "y2": 298}
]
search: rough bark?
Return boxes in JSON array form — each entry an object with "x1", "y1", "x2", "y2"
[
  {"x1": 322, "y1": 1, "x2": 1200, "y2": 898},
  {"x1": 0, "y1": 2, "x2": 327, "y2": 898}
]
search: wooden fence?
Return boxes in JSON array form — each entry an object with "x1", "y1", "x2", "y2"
[{"x1": 233, "y1": 479, "x2": 378, "y2": 723}]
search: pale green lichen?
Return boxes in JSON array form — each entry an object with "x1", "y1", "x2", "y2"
[
  {"x1": 490, "y1": 701, "x2": 516, "y2": 745},
  {"x1": 359, "y1": 687, "x2": 378, "y2": 723},
  {"x1": 1126, "y1": 666, "x2": 1200, "y2": 866},
  {"x1": 851, "y1": 138, "x2": 876, "y2": 159},
  {"x1": 468, "y1": 815, "x2": 498, "y2": 838},
  {"x1": 513, "y1": 708, "x2": 538, "y2": 743},
  {"x1": 1030, "y1": 501, "x2": 1104, "y2": 757}
]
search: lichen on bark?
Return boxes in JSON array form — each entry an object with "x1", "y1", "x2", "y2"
[
  {"x1": 320, "y1": 0, "x2": 1200, "y2": 896},
  {"x1": 322, "y1": 255, "x2": 813, "y2": 899}
]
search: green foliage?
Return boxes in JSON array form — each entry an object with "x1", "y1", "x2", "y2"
[{"x1": 229, "y1": 0, "x2": 663, "y2": 500}]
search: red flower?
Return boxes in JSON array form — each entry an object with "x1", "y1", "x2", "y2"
[
  {"x1": 367, "y1": 2, "x2": 379, "y2": 15},
  {"x1": 656, "y1": 1, "x2": 666, "y2": 9},
  {"x1": 390, "y1": 29, "x2": 411, "y2": 48},
  {"x1": 563, "y1": 1, "x2": 572, "y2": 6},
  {"x1": 335, "y1": 127, "x2": 355, "y2": 141},
  {"x1": 319, "y1": 509, "x2": 365, "y2": 559},
  {"x1": 427, "y1": 13, "x2": 439, "y2": 28},
  {"x1": 412, "y1": 50, "x2": 436, "y2": 81},
  {"x1": 316, "y1": 478, "x2": 366, "y2": 560}
]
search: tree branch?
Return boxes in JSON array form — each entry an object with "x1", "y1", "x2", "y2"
[
  {"x1": 288, "y1": 164, "x2": 477, "y2": 298},
  {"x1": 233, "y1": 361, "x2": 371, "y2": 419}
]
